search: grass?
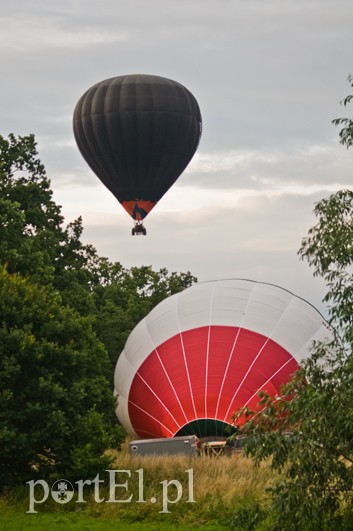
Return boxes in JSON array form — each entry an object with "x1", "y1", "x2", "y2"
[
  {"x1": 0, "y1": 441, "x2": 277, "y2": 530},
  {"x1": 0, "y1": 510, "x2": 223, "y2": 531}
]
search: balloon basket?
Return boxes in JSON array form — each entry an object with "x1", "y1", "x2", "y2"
[{"x1": 132, "y1": 221, "x2": 147, "y2": 236}]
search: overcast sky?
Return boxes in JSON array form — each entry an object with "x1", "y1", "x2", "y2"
[{"x1": 1, "y1": 0, "x2": 353, "y2": 316}]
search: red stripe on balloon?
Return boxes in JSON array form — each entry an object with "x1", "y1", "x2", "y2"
[{"x1": 128, "y1": 326, "x2": 299, "y2": 438}]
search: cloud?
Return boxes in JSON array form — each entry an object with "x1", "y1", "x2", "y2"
[
  {"x1": 0, "y1": 15, "x2": 125, "y2": 53},
  {"x1": 174, "y1": 141, "x2": 353, "y2": 191}
]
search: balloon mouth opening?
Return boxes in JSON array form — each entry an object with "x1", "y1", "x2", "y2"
[
  {"x1": 121, "y1": 200, "x2": 157, "y2": 220},
  {"x1": 174, "y1": 419, "x2": 237, "y2": 439}
]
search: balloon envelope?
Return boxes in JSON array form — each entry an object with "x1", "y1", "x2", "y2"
[
  {"x1": 73, "y1": 74, "x2": 202, "y2": 221},
  {"x1": 114, "y1": 279, "x2": 332, "y2": 439}
]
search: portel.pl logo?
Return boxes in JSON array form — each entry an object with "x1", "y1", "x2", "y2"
[{"x1": 26, "y1": 468, "x2": 195, "y2": 514}]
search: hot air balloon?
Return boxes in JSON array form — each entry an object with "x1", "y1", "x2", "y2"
[
  {"x1": 73, "y1": 74, "x2": 202, "y2": 235},
  {"x1": 114, "y1": 279, "x2": 332, "y2": 439}
]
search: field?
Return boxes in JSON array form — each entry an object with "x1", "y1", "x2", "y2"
[{"x1": 0, "y1": 442, "x2": 277, "y2": 530}]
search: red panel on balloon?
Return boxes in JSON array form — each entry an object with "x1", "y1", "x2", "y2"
[{"x1": 128, "y1": 326, "x2": 299, "y2": 438}]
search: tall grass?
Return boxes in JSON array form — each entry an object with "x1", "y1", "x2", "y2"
[
  {"x1": 1, "y1": 441, "x2": 278, "y2": 530},
  {"x1": 89, "y1": 441, "x2": 277, "y2": 528}
]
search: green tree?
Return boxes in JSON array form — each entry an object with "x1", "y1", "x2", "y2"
[
  {"x1": 0, "y1": 134, "x2": 63, "y2": 285},
  {"x1": 93, "y1": 264, "x2": 196, "y2": 367},
  {"x1": 0, "y1": 132, "x2": 197, "y2": 488},
  {"x1": 0, "y1": 266, "x2": 124, "y2": 487},
  {"x1": 232, "y1": 81, "x2": 353, "y2": 529},
  {"x1": 0, "y1": 133, "x2": 197, "y2": 362},
  {"x1": 0, "y1": 133, "x2": 99, "y2": 313},
  {"x1": 233, "y1": 191, "x2": 353, "y2": 530},
  {"x1": 332, "y1": 74, "x2": 353, "y2": 149}
]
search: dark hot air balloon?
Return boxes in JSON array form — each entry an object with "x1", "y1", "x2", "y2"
[{"x1": 73, "y1": 74, "x2": 202, "y2": 235}]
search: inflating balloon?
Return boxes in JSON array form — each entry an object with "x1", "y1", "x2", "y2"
[
  {"x1": 73, "y1": 74, "x2": 202, "y2": 235},
  {"x1": 114, "y1": 279, "x2": 332, "y2": 439}
]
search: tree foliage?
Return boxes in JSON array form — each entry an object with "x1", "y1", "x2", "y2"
[
  {"x1": 232, "y1": 203, "x2": 353, "y2": 526},
  {"x1": 0, "y1": 133, "x2": 196, "y2": 488},
  {"x1": 299, "y1": 190, "x2": 353, "y2": 341},
  {"x1": 0, "y1": 266, "x2": 123, "y2": 486},
  {"x1": 232, "y1": 82, "x2": 353, "y2": 528},
  {"x1": 92, "y1": 263, "x2": 196, "y2": 366},
  {"x1": 332, "y1": 75, "x2": 353, "y2": 149},
  {"x1": 0, "y1": 133, "x2": 64, "y2": 285}
]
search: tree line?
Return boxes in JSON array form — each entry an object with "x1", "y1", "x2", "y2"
[{"x1": 0, "y1": 133, "x2": 196, "y2": 487}]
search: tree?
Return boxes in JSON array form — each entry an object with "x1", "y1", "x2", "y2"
[
  {"x1": 0, "y1": 132, "x2": 197, "y2": 487},
  {"x1": 233, "y1": 191, "x2": 353, "y2": 530},
  {"x1": 299, "y1": 190, "x2": 353, "y2": 337},
  {"x1": 0, "y1": 266, "x2": 124, "y2": 487},
  {"x1": 332, "y1": 74, "x2": 353, "y2": 149},
  {"x1": 0, "y1": 134, "x2": 99, "y2": 313},
  {"x1": 93, "y1": 264, "x2": 197, "y2": 367},
  {"x1": 0, "y1": 133, "x2": 197, "y2": 359},
  {"x1": 232, "y1": 84, "x2": 353, "y2": 529},
  {"x1": 0, "y1": 134, "x2": 64, "y2": 285}
]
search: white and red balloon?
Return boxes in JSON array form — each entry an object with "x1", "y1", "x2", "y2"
[{"x1": 114, "y1": 279, "x2": 331, "y2": 439}]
